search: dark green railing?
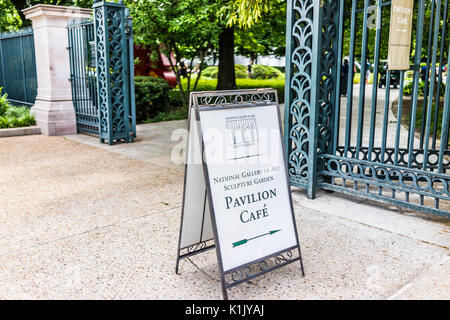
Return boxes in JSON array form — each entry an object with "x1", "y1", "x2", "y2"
[{"x1": 0, "y1": 28, "x2": 37, "y2": 106}]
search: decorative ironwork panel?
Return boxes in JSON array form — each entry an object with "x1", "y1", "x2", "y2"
[
  {"x1": 284, "y1": 0, "x2": 317, "y2": 190},
  {"x1": 285, "y1": 0, "x2": 339, "y2": 197},
  {"x1": 93, "y1": 0, "x2": 135, "y2": 145},
  {"x1": 320, "y1": 154, "x2": 450, "y2": 218},
  {"x1": 317, "y1": 0, "x2": 339, "y2": 156}
]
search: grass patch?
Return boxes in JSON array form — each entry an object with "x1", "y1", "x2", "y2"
[
  {"x1": 142, "y1": 106, "x2": 188, "y2": 123},
  {"x1": 176, "y1": 77, "x2": 286, "y2": 103},
  {"x1": 394, "y1": 96, "x2": 449, "y2": 143},
  {"x1": 202, "y1": 64, "x2": 284, "y2": 80},
  {"x1": 353, "y1": 73, "x2": 374, "y2": 84},
  {"x1": 406, "y1": 102, "x2": 447, "y2": 141}
]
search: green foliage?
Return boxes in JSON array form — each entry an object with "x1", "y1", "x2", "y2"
[
  {"x1": 0, "y1": 107, "x2": 35, "y2": 128},
  {"x1": 143, "y1": 107, "x2": 189, "y2": 124},
  {"x1": 403, "y1": 80, "x2": 424, "y2": 96},
  {"x1": 0, "y1": 88, "x2": 8, "y2": 116},
  {"x1": 178, "y1": 77, "x2": 286, "y2": 103},
  {"x1": 202, "y1": 66, "x2": 219, "y2": 79},
  {"x1": 401, "y1": 101, "x2": 448, "y2": 141},
  {"x1": 203, "y1": 65, "x2": 247, "y2": 79},
  {"x1": 153, "y1": 77, "x2": 286, "y2": 123},
  {"x1": 235, "y1": 64, "x2": 247, "y2": 78},
  {"x1": 203, "y1": 64, "x2": 284, "y2": 80},
  {"x1": 0, "y1": 0, "x2": 21, "y2": 32},
  {"x1": 227, "y1": 0, "x2": 272, "y2": 28},
  {"x1": 134, "y1": 76, "x2": 170, "y2": 123},
  {"x1": 403, "y1": 80, "x2": 445, "y2": 97},
  {"x1": 234, "y1": 0, "x2": 285, "y2": 58},
  {"x1": 7, "y1": 0, "x2": 93, "y2": 27},
  {"x1": 250, "y1": 64, "x2": 284, "y2": 79},
  {"x1": 128, "y1": 0, "x2": 222, "y2": 106},
  {"x1": 237, "y1": 78, "x2": 285, "y2": 102},
  {"x1": 0, "y1": 90, "x2": 35, "y2": 128}
]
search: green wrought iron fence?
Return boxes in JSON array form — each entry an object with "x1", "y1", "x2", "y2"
[
  {"x1": 67, "y1": 1, "x2": 136, "y2": 144},
  {"x1": 0, "y1": 28, "x2": 37, "y2": 106},
  {"x1": 285, "y1": 0, "x2": 450, "y2": 217}
]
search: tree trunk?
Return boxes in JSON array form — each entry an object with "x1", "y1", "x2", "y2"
[
  {"x1": 216, "y1": 26, "x2": 236, "y2": 90},
  {"x1": 10, "y1": 0, "x2": 28, "y2": 23}
]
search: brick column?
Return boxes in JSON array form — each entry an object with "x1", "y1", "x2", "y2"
[{"x1": 23, "y1": 4, "x2": 92, "y2": 136}]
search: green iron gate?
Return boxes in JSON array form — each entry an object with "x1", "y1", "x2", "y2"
[
  {"x1": 68, "y1": 18, "x2": 99, "y2": 134},
  {"x1": 285, "y1": 0, "x2": 450, "y2": 217},
  {"x1": 67, "y1": 0, "x2": 136, "y2": 145}
]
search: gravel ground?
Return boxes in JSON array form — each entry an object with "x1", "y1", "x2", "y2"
[{"x1": 0, "y1": 134, "x2": 448, "y2": 299}]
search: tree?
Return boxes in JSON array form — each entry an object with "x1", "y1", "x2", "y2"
[
  {"x1": 234, "y1": 0, "x2": 286, "y2": 62},
  {"x1": 213, "y1": 1, "x2": 239, "y2": 91},
  {"x1": 215, "y1": 0, "x2": 286, "y2": 90},
  {"x1": 216, "y1": 25, "x2": 237, "y2": 90},
  {"x1": 227, "y1": 0, "x2": 271, "y2": 28},
  {"x1": 127, "y1": 0, "x2": 221, "y2": 107},
  {"x1": 8, "y1": 0, "x2": 93, "y2": 25},
  {"x1": 0, "y1": 0, "x2": 22, "y2": 32}
]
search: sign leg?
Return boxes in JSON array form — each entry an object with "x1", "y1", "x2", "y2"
[
  {"x1": 295, "y1": 245, "x2": 305, "y2": 277},
  {"x1": 175, "y1": 254, "x2": 181, "y2": 275},
  {"x1": 221, "y1": 282, "x2": 229, "y2": 300}
]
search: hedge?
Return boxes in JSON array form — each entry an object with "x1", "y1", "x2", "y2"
[
  {"x1": 202, "y1": 64, "x2": 284, "y2": 80},
  {"x1": 134, "y1": 76, "x2": 170, "y2": 123},
  {"x1": 177, "y1": 77, "x2": 286, "y2": 103}
]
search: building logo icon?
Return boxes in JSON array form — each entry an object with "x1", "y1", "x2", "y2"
[{"x1": 226, "y1": 115, "x2": 258, "y2": 146}]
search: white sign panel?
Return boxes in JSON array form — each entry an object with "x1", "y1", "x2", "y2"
[
  {"x1": 178, "y1": 111, "x2": 214, "y2": 249},
  {"x1": 198, "y1": 104, "x2": 298, "y2": 272}
]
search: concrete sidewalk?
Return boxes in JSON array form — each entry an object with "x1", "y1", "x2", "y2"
[{"x1": 0, "y1": 118, "x2": 448, "y2": 299}]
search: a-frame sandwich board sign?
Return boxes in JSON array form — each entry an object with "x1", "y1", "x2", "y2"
[{"x1": 175, "y1": 89, "x2": 305, "y2": 300}]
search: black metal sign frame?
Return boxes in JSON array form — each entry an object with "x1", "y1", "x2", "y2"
[{"x1": 175, "y1": 89, "x2": 305, "y2": 300}]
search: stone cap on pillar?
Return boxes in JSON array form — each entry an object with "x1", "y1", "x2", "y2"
[{"x1": 23, "y1": 4, "x2": 92, "y2": 23}]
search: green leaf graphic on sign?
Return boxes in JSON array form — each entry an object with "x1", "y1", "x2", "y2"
[{"x1": 232, "y1": 229, "x2": 281, "y2": 248}]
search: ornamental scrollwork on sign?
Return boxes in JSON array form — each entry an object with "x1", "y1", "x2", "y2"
[
  {"x1": 195, "y1": 91, "x2": 276, "y2": 108},
  {"x1": 179, "y1": 239, "x2": 215, "y2": 257},
  {"x1": 187, "y1": 241, "x2": 206, "y2": 253},
  {"x1": 275, "y1": 250, "x2": 293, "y2": 265},
  {"x1": 231, "y1": 267, "x2": 251, "y2": 283},
  {"x1": 224, "y1": 249, "x2": 299, "y2": 286}
]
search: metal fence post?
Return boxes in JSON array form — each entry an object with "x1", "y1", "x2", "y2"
[
  {"x1": 306, "y1": 0, "x2": 323, "y2": 199},
  {"x1": 284, "y1": 0, "x2": 325, "y2": 198},
  {"x1": 93, "y1": 0, "x2": 133, "y2": 145}
]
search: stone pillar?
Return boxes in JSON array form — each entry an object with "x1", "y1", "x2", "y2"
[{"x1": 23, "y1": 5, "x2": 92, "y2": 136}]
